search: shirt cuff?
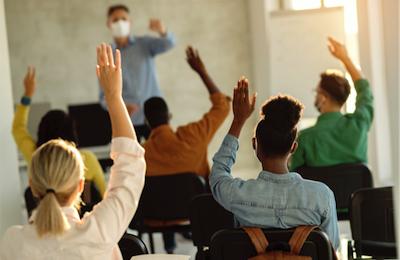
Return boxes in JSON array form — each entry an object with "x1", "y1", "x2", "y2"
[
  {"x1": 222, "y1": 134, "x2": 239, "y2": 151},
  {"x1": 354, "y1": 78, "x2": 369, "y2": 90},
  {"x1": 21, "y1": 96, "x2": 31, "y2": 106}
]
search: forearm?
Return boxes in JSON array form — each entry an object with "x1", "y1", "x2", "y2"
[
  {"x1": 199, "y1": 71, "x2": 221, "y2": 95},
  {"x1": 341, "y1": 56, "x2": 362, "y2": 83},
  {"x1": 228, "y1": 119, "x2": 246, "y2": 139},
  {"x1": 106, "y1": 95, "x2": 136, "y2": 140}
]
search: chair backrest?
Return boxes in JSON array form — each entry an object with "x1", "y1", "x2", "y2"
[
  {"x1": 210, "y1": 228, "x2": 333, "y2": 260},
  {"x1": 349, "y1": 186, "x2": 395, "y2": 243},
  {"x1": 189, "y1": 193, "x2": 234, "y2": 252},
  {"x1": 141, "y1": 173, "x2": 207, "y2": 220},
  {"x1": 294, "y1": 163, "x2": 373, "y2": 215},
  {"x1": 118, "y1": 233, "x2": 148, "y2": 260},
  {"x1": 68, "y1": 103, "x2": 111, "y2": 147}
]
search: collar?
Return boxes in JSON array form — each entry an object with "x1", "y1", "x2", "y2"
[
  {"x1": 258, "y1": 171, "x2": 303, "y2": 183},
  {"x1": 147, "y1": 124, "x2": 174, "y2": 140},
  {"x1": 29, "y1": 206, "x2": 81, "y2": 225},
  {"x1": 111, "y1": 34, "x2": 136, "y2": 49},
  {"x1": 317, "y1": 111, "x2": 342, "y2": 122}
]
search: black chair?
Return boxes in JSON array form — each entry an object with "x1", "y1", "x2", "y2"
[
  {"x1": 24, "y1": 181, "x2": 102, "y2": 218},
  {"x1": 118, "y1": 233, "x2": 149, "y2": 260},
  {"x1": 189, "y1": 193, "x2": 234, "y2": 260},
  {"x1": 129, "y1": 173, "x2": 207, "y2": 253},
  {"x1": 348, "y1": 186, "x2": 396, "y2": 260},
  {"x1": 294, "y1": 162, "x2": 373, "y2": 220},
  {"x1": 210, "y1": 228, "x2": 334, "y2": 260}
]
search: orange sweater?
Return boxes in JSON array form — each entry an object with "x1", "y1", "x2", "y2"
[{"x1": 142, "y1": 93, "x2": 230, "y2": 226}]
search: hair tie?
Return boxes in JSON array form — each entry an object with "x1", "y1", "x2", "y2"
[{"x1": 46, "y1": 189, "x2": 55, "y2": 194}]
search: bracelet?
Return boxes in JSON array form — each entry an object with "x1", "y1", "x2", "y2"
[{"x1": 21, "y1": 96, "x2": 31, "y2": 106}]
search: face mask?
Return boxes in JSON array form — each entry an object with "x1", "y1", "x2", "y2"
[{"x1": 111, "y1": 19, "x2": 130, "y2": 38}]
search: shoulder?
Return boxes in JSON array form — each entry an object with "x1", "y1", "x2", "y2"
[
  {"x1": 1, "y1": 225, "x2": 23, "y2": 247},
  {"x1": 79, "y1": 150, "x2": 97, "y2": 161},
  {"x1": 299, "y1": 178, "x2": 333, "y2": 197}
]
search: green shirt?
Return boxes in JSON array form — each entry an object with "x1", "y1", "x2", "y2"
[{"x1": 290, "y1": 79, "x2": 374, "y2": 171}]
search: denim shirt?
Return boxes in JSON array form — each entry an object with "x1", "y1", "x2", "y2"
[
  {"x1": 99, "y1": 31, "x2": 177, "y2": 126},
  {"x1": 209, "y1": 134, "x2": 340, "y2": 250}
]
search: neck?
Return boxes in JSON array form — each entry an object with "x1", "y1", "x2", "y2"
[
  {"x1": 319, "y1": 106, "x2": 341, "y2": 114},
  {"x1": 114, "y1": 36, "x2": 130, "y2": 48},
  {"x1": 260, "y1": 157, "x2": 290, "y2": 174}
]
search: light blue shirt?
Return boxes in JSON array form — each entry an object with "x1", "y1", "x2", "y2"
[
  {"x1": 209, "y1": 134, "x2": 340, "y2": 250},
  {"x1": 100, "y1": 31, "x2": 177, "y2": 125}
]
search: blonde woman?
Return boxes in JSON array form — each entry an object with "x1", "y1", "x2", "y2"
[{"x1": 0, "y1": 43, "x2": 145, "y2": 259}]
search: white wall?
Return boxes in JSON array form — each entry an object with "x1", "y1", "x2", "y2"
[
  {"x1": 4, "y1": 0, "x2": 259, "y2": 174},
  {"x1": 357, "y1": 0, "x2": 400, "y2": 253},
  {"x1": 0, "y1": 0, "x2": 23, "y2": 237}
]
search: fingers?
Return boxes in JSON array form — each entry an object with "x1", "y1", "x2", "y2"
[
  {"x1": 327, "y1": 43, "x2": 335, "y2": 54},
  {"x1": 243, "y1": 77, "x2": 249, "y2": 102},
  {"x1": 97, "y1": 45, "x2": 103, "y2": 67},
  {"x1": 195, "y1": 48, "x2": 199, "y2": 58},
  {"x1": 115, "y1": 49, "x2": 121, "y2": 71},
  {"x1": 250, "y1": 93, "x2": 257, "y2": 111},
  {"x1": 32, "y1": 67, "x2": 36, "y2": 79},
  {"x1": 95, "y1": 65, "x2": 100, "y2": 79},
  {"x1": 186, "y1": 45, "x2": 195, "y2": 59},
  {"x1": 27, "y1": 66, "x2": 31, "y2": 77},
  {"x1": 101, "y1": 43, "x2": 109, "y2": 66},
  {"x1": 107, "y1": 45, "x2": 114, "y2": 67}
]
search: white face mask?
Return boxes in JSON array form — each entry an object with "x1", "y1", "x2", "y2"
[{"x1": 111, "y1": 19, "x2": 131, "y2": 38}]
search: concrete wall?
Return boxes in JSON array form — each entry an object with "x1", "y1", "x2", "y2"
[
  {"x1": 4, "y1": 0, "x2": 259, "y2": 171},
  {"x1": 0, "y1": 0, "x2": 23, "y2": 237}
]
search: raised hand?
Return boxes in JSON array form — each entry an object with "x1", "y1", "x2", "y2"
[
  {"x1": 327, "y1": 36, "x2": 348, "y2": 61},
  {"x1": 186, "y1": 46, "x2": 207, "y2": 76},
  {"x1": 233, "y1": 77, "x2": 257, "y2": 124},
  {"x1": 149, "y1": 19, "x2": 166, "y2": 36},
  {"x1": 228, "y1": 76, "x2": 257, "y2": 138},
  {"x1": 96, "y1": 43, "x2": 122, "y2": 101},
  {"x1": 23, "y1": 66, "x2": 37, "y2": 98}
]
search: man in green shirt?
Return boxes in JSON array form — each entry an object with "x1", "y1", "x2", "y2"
[{"x1": 289, "y1": 37, "x2": 374, "y2": 171}]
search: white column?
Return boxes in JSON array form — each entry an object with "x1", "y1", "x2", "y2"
[{"x1": 0, "y1": 0, "x2": 23, "y2": 236}]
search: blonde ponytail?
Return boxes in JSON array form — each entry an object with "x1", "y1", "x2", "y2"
[{"x1": 30, "y1": 139, "x2": 84, "y2": 238}]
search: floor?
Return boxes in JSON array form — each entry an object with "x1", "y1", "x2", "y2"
[{"x1": 18, "y1": 166, "x2": 354, "y2": 260}]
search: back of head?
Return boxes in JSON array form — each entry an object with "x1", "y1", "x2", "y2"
[
  {"x1": 255, "y1": 94, "x2": 305, "y2": 157},
  {"x1": 144, "y1": 97, "x2": 169, "y2": 129},
  {"x1": 36, "y1": 110, "x2": 78, "y2": 147},
  {"x1": 320, "y1": 69, "x2": 351, "y2": 107},
  {"x1": 108, "y1": 4, "x2": 129, "y2": 18},
  {"x1": 30, "y1": 139, "x2": 84, "y2": 238}
]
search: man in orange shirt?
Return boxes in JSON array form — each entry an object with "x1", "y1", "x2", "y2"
[{"x1": 142, "y1": 46, "x2": 231, "y2": 253}]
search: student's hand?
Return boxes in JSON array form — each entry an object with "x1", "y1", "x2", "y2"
[
  {"x1": 327, "y1": 36, "x2": 349, "y2": 61},
  {"x1": 186, "y1": 46, "x2": 207, "y2": 76},
  {"x1": 125, "y1": 102, "x2": 140, "y2": 116},
  {"x1": 96, "y1": 43, "x2": 122, "y2": 101},
  {"x1": 233, "y1": 77, "x2": 257, "y2": 124},
  {"x1": 23, "y1": 66, "x2": 37, "y2": 98},
  {"x1": 149, "y1": 19, "x2": 167, "y2": 36}
]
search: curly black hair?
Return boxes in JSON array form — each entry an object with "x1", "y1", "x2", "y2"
[{"x1": 255, "y1": 93, "x2": 305, "y2": 157}]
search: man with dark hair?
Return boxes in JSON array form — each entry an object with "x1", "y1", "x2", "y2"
[
  {"x1": 142, "y1": 46, "x2": 231, "y2": 254},
  {"x1": 289, "y1": 37, "x2": 374, "y2": 171},
  {"x1": 99, "y1": 4, "x2": 177, "y2": 141}
]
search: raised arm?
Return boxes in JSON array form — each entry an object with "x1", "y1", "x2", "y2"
[
  {"x1": 228, "y1": 77, "x2": 257, "y2": 138},
  {"x1": 186, "y1": 46, "x2": 220, "y2": 95},
  {"x1": 96, "y1": 43, "x2": 136, "y2": 140},
  {"x1": 327, "y1": 36, "x2": 362, "y2": 83},
  {"x1": 146, "y1": 19, "x2": 177, "y2": 56}
]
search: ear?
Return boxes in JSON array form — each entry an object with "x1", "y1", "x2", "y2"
[
  {"x1": 252, "y1": 137, "x2": 256, "y2": 150},
  {"x1": 144, "y1": 118, "x2": 152, "y2": 129},
  {"x1": 169, "y1": 113, "x2": 173, "y2": 120},
  {"x1": 29, "y1": 179, "x2": 38, "y2": 197},
  {"x1": 78, "y1": 178, "x2": 85, "y2": 194},
  {"x1": 290, "y1": 142, "x2": 298, "y2": 154},
  {"x1": 106, "y1": 20, "x2": 111, "y2": 30}
]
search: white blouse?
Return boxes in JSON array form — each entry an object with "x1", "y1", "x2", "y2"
[{"x1": 0, "y1": 137, "x2": 146, "y2": 260}]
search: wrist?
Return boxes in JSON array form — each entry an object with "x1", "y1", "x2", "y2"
[
  {"x1": 21, "y1": 96, "x2": 31, "y2": 106},
  {"x1": 23, "y1": 91, "x2": 34, "y2": 98}
]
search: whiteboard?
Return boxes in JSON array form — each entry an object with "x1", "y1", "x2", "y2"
[{"x1": 270, "y1": 7, "x2": 345, "y2": 118}]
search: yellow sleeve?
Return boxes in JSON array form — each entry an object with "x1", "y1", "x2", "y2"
[
  {"x1": 80, "y1": 150, "x2": 106, "y2": 197},
  {"x1": 12, "y1": 103, "x2": 37, "y2": 178}
]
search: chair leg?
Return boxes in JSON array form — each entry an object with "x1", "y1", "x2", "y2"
[
  {"x1": 348, "y1": 241, "x2": 354, "y2": 260},
  {"x1": 149, "y1": 232, "x2": 155, "y2": 254}
]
